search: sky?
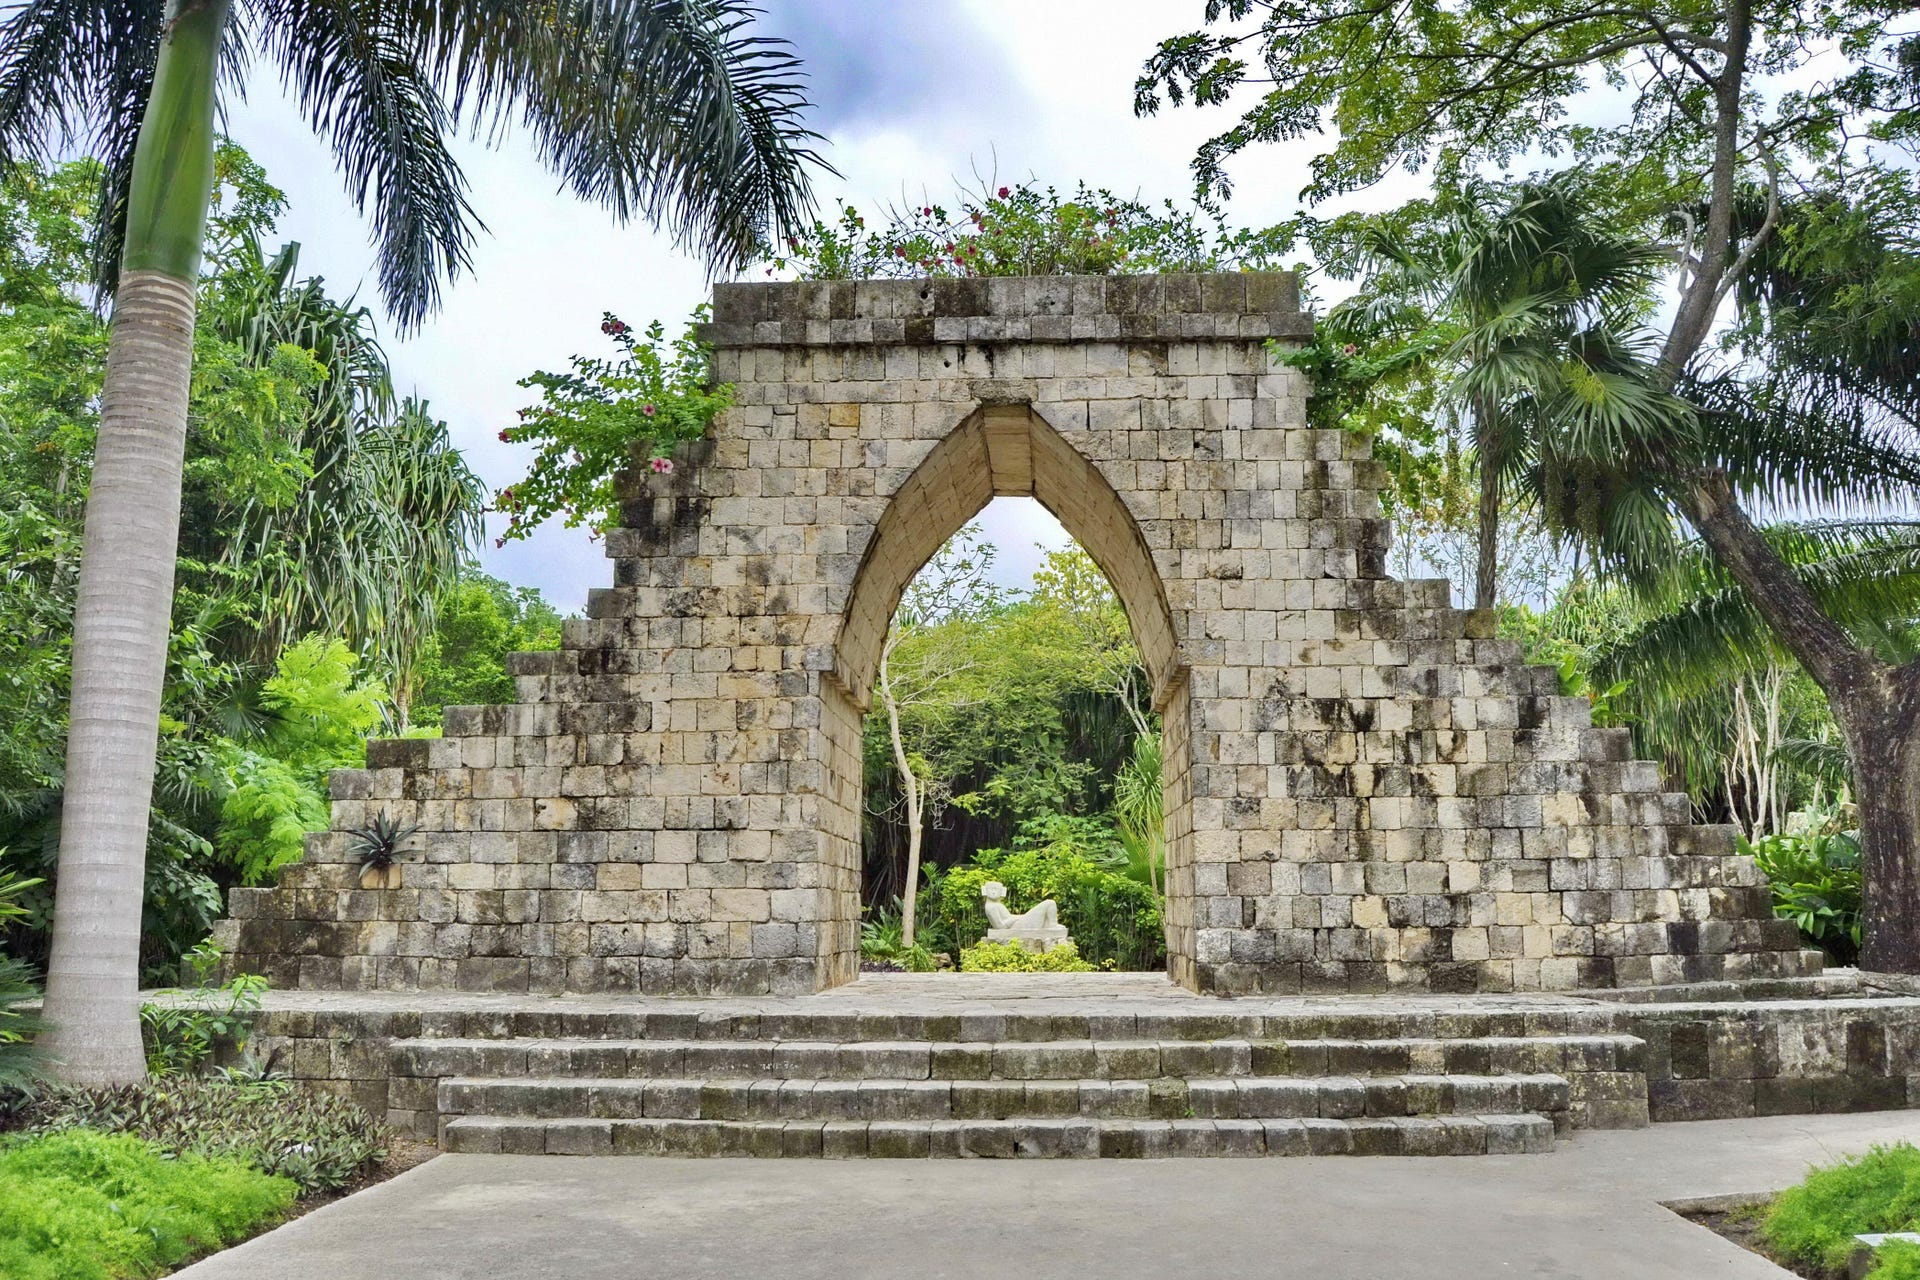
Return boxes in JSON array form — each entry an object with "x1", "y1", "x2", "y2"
[{"x1": 221, "y1": 1, "x2": 1422, "y2": 611}]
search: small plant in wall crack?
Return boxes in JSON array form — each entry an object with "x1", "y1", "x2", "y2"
[{"x1": 348, "y1": 811, "x2": 419, "y2": 890}]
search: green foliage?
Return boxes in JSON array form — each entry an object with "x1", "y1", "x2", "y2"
[
  {"x1": 959, "y1": 939, "x2": 1098, "y2": 973},
  {"x1": 1135, "y1": 1, "x2": 1909, "y2": 207},
  {"x1": 0, "y1": 868, "x2": 43, "y2": 1093},
  {"x1": 766, "y1": 179, "x2": 1292, "y2": 279},
  {"x1": 1763, "y1": 1143, "x2": 1920, "y2": 1276},
  {"x1": 499, "y1": 312, "x2": 731, "y2": 541},
  {"x1": 1744, "y1": 822, "x2": 1865, "y2": 964},
  {"x1": 23, "y1": 1076, "x2": 387, "y2": 1197},
  {"x1": 139, "y1": 941, "x2": 267, "y2": 1078},
  {"x1": 858, "y1": 905, "x2": 938, "y2": 972},
  {"x1": 216, "y1": 637, "x2": 383, "y2": 883},
  {"x1": 926, "y1": 816, "x2": 1164, "y2": 972},
  {"x1": 0, "y1": 1129, "x2": 296, "y2": 1280},
  {"x1": 409, "y1": 569, "x2": 563, "y2": 725},
  {"x1": 0, "y1": 150, "x2": 482, "y2": 975},
  {"x1": 1112, "y1": 733, "x2": 1164, "y2": 899}
]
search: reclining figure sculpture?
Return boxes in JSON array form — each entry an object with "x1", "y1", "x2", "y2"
[{"x1": 980, "y1": 880, "x2": 1071, "y2": 952}]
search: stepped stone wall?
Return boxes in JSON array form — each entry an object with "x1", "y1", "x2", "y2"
[{"x1": 217, "y1": 272, "x2": 1818, "y2": 996}]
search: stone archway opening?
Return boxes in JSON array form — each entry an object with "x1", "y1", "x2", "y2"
[{"x1": 819, "y1": 404, "x2": 1192, "y2": 987}]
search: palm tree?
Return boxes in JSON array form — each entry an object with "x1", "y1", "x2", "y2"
[
  {"x1": 0, "y1": 0, "x2": 821, "y2": 1083},
  {"x1": 1510, "y1": 182, "x2": 1920, "y2": 974},
  {"x1": 1334, "y1": 177, "x2": 1664, "y2": 608}
]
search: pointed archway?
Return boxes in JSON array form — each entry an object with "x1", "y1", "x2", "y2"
[{"x1": 816, "y1": 403, "x2": 1192, "y2": 988}]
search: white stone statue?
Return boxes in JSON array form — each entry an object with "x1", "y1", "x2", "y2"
[{"x1": 981, "y1": 880, "x2": 1070, "y2": 952}]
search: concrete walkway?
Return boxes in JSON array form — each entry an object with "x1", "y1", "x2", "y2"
[{"x1": 180, "y1": 1111, "x2": 1920, "y2": 1280}]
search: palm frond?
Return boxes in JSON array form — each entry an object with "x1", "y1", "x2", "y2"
[{"x1": 256, "y1": 2, "x2": 475, "y2": 331}]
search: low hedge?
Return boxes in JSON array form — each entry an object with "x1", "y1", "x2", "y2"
[{"x1": 0, "y1": 1128, "x2": 296, "y2": 1280}]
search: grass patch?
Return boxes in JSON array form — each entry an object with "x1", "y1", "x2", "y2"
[
  {"x1": 1763, "y1": 1142, "x2": 1920, "y2": 1278},
  {"x1": 0, "y1": 1128, "x2": 296, "y2": 1280}
]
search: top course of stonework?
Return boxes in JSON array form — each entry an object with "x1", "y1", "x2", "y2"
[{"x1": 705, "y1": 273, "x2": 1316, "y2": 348}]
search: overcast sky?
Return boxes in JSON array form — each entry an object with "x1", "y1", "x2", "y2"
[{"x1": 222, "y1": 1, "x2": 1423, "y2": 611}]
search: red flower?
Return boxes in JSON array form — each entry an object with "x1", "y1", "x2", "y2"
[
  {"x1": 922, "y1": 207, "x2": 933, "y2": 216},
  {"x1": 494, "y1": 537, "x2": 505, "y2": 549},
  {"x1": 997, "y1": 186, "x2": 1010, "y2": 198},
  {"x1": 497, "y1": 429, "x2": 510, "y2": 442}
]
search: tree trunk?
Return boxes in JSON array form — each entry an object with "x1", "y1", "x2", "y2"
[
  {"x1": 40, "y1": 270, "x2": 199, "y2": 1083},
  {"x1": 1473, "y1": 392, "x2": 1500, "y2": 610},
  {"x1": 39, "y1": 0, "x2": 229, "y2": 1085},
  {"x1": 1843, "y1": 680, "x2": 1920, "y2": 974},
  {"x1": 878, "y1": 636, "x2": 923, "y2": 949}
]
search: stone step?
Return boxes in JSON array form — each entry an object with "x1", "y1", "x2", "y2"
[
  {"x1": 440, "y1": 1072, "x2": 1571, "y2": 1124},
  {"x1": 382, "y1": 1006, "x2": 1634, "y2": 1044},
  {"x1": 441, "y1": 1112, "x2": 1558, "y2": 1158},
  {"x1": 396, "y1": 1034, "x2": 1640, "y2": 1082}
]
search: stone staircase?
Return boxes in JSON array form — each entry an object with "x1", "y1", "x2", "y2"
[{"x1": 396, "y1": 1001, "x2": 1648, "y2": 1158}]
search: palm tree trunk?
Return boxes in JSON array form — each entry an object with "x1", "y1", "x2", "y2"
[
  {"x1": 1473, "y1": 392, "x2": 1500, "y2": 610},
  {"x1": 40, "y1": 0, "x2": 229, "y2": 1085}
]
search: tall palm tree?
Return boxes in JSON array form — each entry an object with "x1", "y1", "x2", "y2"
[
  {"x1": 0, "y1": 0, "x2": 821, "y2": 1084},
  {"x1": 1334, "y1": 177, "x2": 1664, "y2": 608}
]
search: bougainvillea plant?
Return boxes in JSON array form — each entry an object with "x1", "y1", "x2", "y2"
[
  {"x1": 495, "y1": 309, "x2": 732, "y2": 543},
  {"x1": 762, "y1": 179, "x2": 1294, "y2": 280}
]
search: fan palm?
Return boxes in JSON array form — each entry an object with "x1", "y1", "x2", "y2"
[
  {"x1": 0, "y1": 0, "x2": 822, "y2": 1083},
  {"x1": 1333, "y1": 176, "x2": 1665, "y2": 608},
  {"x1": 1529, "y1": 182, "x2": 1920, "y2": 974}
]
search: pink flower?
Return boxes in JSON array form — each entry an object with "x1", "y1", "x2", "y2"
[
  {"x1": 642, "y1": 403, "x2": 658, "y2": 417},
  {"x1": 497, "y1": 429, "x2": 510, "y2": 442},
  {"x1": 922, "y1": 206, "x2": 933, "y2": 216},
  {"x1": 997, "y1": 186, "x2": 1010, "y2": 198},
  {"x1": 649, "y1": 456, "x2": 674, "y2": 474},
  {"x1": 1342, "y1": 343, "x2": 1358, "y2": 356},
  {"x1": 494, "y1": 537, "x2": 505, "y2": 549}
]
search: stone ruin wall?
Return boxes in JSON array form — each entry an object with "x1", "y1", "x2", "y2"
[{"x1": 218, "y1": 272, "x2": 1819, "y2": 996}]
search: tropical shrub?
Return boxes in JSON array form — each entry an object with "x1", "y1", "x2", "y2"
[
  {"x1": 959, "y1": 939, "x2": 1098, "y2": 973},
  {"x1": 22, "y1": 1075, "x2": 387, "y2": 1196},
  {"x1": 1763, "y1": 1143, "x2": 1920, "y2": 1278},
  {"x1": 859, "y1": 904, "x2": 938, "y2": 972},
  {"x1": 1743, "y1": 823, "x2": 1864, "y2": 964},
  {"x1": 0, "y1": 868, "x2": 43, "y2": 1093},
  {"x1": 765, "y1": 179, "x2": 1291, "y2": 280},
  {"x1": 0, "y1": 1129, "x2": 296, "y2": 1280},
  {"x1": 926, "y1": 815, "x2": 1164, "y2": 971},
  {"x1": 497, "y1": 310, "x2": 731, "y2": 541},
  {"x1": 140, "y1": 940, "x2": 268, "y2": 1077}
]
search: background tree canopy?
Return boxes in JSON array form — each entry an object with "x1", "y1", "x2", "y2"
[{"x1": 0, "y1": 147, "x2": 558, "y2": 978}]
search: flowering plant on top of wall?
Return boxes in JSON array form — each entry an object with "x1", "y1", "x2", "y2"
[
  {"x1": 494, "y1": 308, "x2": 732, "y2": 544},
  {"x1": 761, "y1": 179, "x2": 1294, "y2": 280}
]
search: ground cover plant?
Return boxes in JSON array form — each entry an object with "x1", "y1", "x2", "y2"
[
  {"x1": 1759, "y1": 1143, "x2": 1920, "y2": 1279},
  {"x1": 20, "y1": 1074, "x2": 387, "y2": 1196},
  {"x1": 959, "y1": 939, "x2": 1098, "y2": 973},
  {"x1": 0, "y1": 1128, "x2": 295, "y2": 1280}
]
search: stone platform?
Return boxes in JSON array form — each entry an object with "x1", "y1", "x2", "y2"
[{"x1": 201, "y1": 970, "x2": 1920, "y2": 1159}]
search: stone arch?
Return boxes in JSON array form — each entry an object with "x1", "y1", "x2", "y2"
[
  {"x1": 817, "y1": 402, "x2": 1191, "y2": 986},
  {"x1": 831, "y1": 403, "x2": 1183, "y2": 711}
]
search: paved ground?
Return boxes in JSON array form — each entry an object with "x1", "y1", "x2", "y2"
[{"x1": 180, "y1": 1111, "x2": 1920, "y2": 1279}]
